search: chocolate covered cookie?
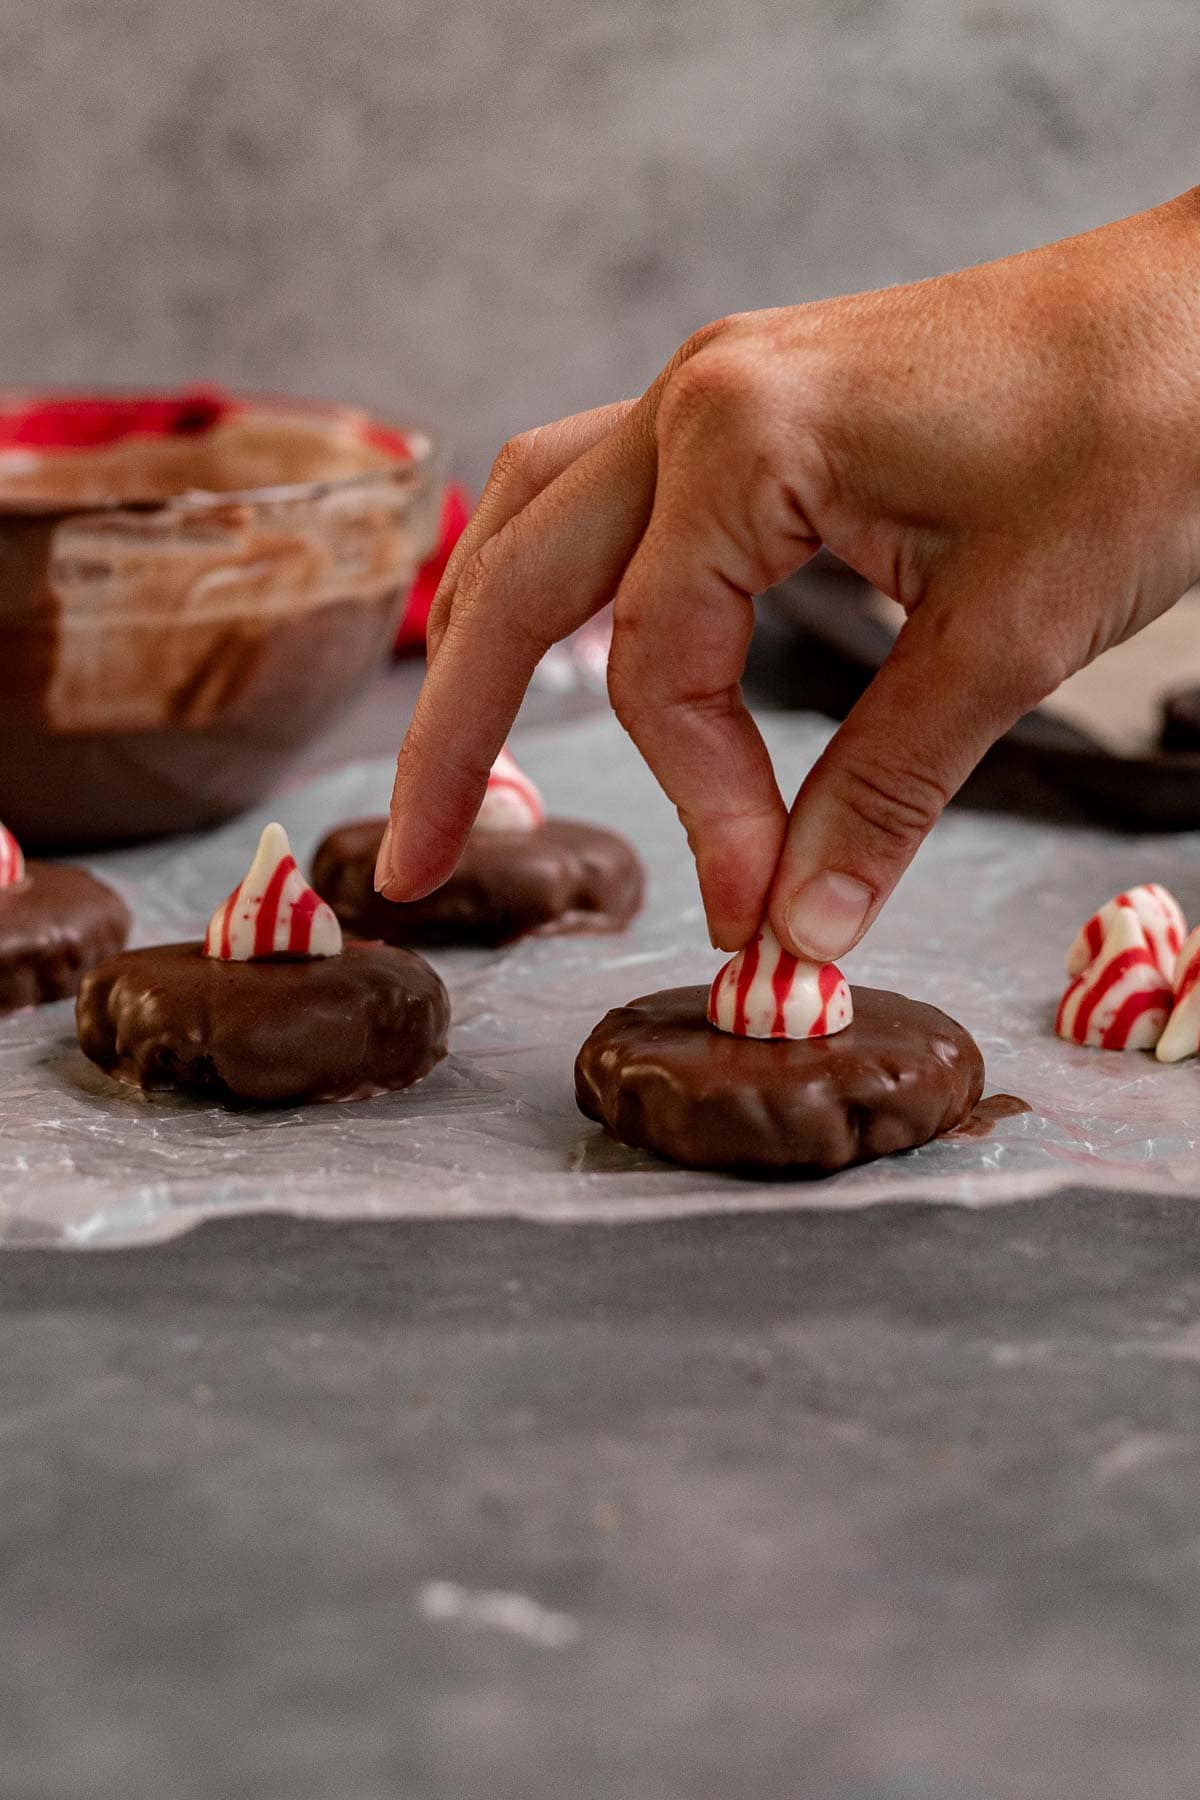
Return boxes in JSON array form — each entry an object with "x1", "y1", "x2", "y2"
[
  {"x1": 78, "y1": 940, "x2": 448, "y2": 1105},
  {"x1": 77, "y1": 823, "x2": 448, "y2": 1105},
  {"x1": 0, "y1": 820, "x2": 130, "y2": 1013},
  {"x1": 314, "y1": 748, "x2": 643, "y2": 948},
  {"x1": 575, "y1": 983, "x2": 984, "y2": 1174}
]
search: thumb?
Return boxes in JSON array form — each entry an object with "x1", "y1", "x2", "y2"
[{"x1": 767, "y1": 582, "x2": 1054, "y2": 960}]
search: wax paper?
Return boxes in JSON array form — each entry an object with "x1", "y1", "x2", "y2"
[{"x1": 5, "y1": 711, "x2": 1200, "y2": 1248}]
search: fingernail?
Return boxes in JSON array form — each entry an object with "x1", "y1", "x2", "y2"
[
  {"x1": 784, "y1": 872, "x2": 872, "y2": 960},
  {"x1": 373, "y1": 821, "x2": 396, "y2": 894}
]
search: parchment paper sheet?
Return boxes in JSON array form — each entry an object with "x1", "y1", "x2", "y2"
[{"x1": 4, "y1": 712, "x2": 1200, "y2": 1248}]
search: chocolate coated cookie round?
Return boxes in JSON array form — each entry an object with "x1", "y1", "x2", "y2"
[
  {"x1": 0, "y1": 864, "x2": 131, "y2": 1013},
  {"x1": 77, "y1": 941, "x2": 449, "y2": 1106},
  {"x1": 575, "y1": 984, "x2": 984, "y2": 1174},
  {"x1": 312, "y1": 816, "x2": 644, "y2": 948}
]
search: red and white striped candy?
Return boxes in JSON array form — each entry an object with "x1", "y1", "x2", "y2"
[
  {"x1": 204, "y1": 822, "x2": 342, "y2": 961},
  {"x1": 473, "y1": 747, "x2": 544, "y2": 834},
  {"x1": 1156, "y1": 924, "x2": 1200, "y2": 1063},
  {"x1": 0, "y1": 819, "x2": 25, "y2": 889},
  {"x1": 706, "y1": 923, "x2": 853, "y2": 1041},
  {"x1": 1066, "y1": 883, "x2": 1184, "y2": 984},
  {"x1": 1055, "y1": 904, "x2": 1172, "y2": 1050}
]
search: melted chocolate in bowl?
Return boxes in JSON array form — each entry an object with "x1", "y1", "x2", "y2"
[{"x1": 0, "y1": 390, "x2": 441, "y2": 847}]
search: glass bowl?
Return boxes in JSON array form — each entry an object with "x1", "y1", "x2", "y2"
[{"x1": 0, "y1": 387, "x2": 443, "y2": 847}]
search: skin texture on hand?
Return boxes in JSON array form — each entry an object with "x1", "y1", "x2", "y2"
[{"x1": 378, "y1": 187, "x2": 1200, "y2": 958}]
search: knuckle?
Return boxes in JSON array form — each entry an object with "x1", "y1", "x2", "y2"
[
  {"x1": 678, "y1": 312, "x2": 753, "y2": 361},
  {"x1": 426, "y1": 592, "x2": 452, "y2": 648},
  {"x1": 662, "y1": 317, "x2": 730, "y2": 379},
  {"x1": 605, "y1": 648, "x2": 640, "y2": 731},
  {"x1": 1006, "y1": 644, "x2": 1065, "y2": 714},
  {"x1": 607, "y1": 600, "x2": 664, "y2": 693},
  {"x1": 456, "y1": 528, "x2": 514, "y2": 605},
  {"x1": 444, "y1": 521, "x2": 560, "y2": 670},
  {"x1": 951, "y1": 622, "x2": 1062, "y2": 724},
  {"x1": 605, "y1": 632, "x2": 657, "y2": 736},
  {"x1": 658, "y1": 342, "x2": 765, "y2": 444},
  {"x1": 449, "y1": 551, "x2": 493, "y2": 621},
  {"x1": 485, "y1": 430, "x2": 541, "y2": 496},
  {"x1": 658, "y1": 340, "x2": 788, "y2": 471},
  {"x1": 834, "y1": 750, "x2": 950, "y2": 857}
]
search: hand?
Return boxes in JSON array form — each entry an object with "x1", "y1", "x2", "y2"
[{"x1": 377, "y1": 188, "x2": 1200, "y2": 958}]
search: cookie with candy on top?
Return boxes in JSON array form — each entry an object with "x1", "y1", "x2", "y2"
[
  {"x1": 576, "y1": 922, "x2": 984, "y2": 1174},
  {"x1": 0, "y1": 817, "x2": 131, "y2": 1014},
  {"x1": 311, "y1": 746, "x2": 643, "y2": 948},
  {"x1": 76, "y1": 822, "x2": 448, "y2": 1105}
]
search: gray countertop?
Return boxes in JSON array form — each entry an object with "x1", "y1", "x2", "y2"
[
  {"x1": 6, "y1": 669, "x2": 1199, "y2": 1800},
  {"x1": 5, "y1": 1195, "x2": 1200, "y2": 1800}
]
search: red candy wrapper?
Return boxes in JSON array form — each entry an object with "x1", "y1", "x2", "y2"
[
  {"x1": 0, "y1": 388, "x2": 234, "y2": 452},
  {"x1": 0, "y1": 819, "x2": 25, "y2": 888},
  {"x1": 394, "y1": 482, "x2": 472, "y2": 654}
]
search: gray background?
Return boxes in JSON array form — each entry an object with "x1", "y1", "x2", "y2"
[{"x1": 1, "y1": 0, "x2": 1197, "y2": 486}]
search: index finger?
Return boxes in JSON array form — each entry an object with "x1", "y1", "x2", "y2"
[
  {"x1": 426, "y1": 398, "x2": 639, "y2": 664},
  {"x1": 376, "y1": 400, "x2": 659, "y2": 901}
]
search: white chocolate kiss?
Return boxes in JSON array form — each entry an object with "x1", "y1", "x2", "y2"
[
  {"x1": 1156, "y1": 924, "x2": 1200, "y2": 1063},
  {"x1": 1066, "y1": 883, "x2": 1184, "y2": 984},
  {"x1": 707, "y1": 923, "x2": 852, "y2": 1041},
  {"x1": 473, "y1": 748, "x2": 544, "y2": 834},
  {"x1": 1056, "y1": 903, "x2": 1173, "y2": 1050},
  {"x1": 0, "y1": 819, "x2": 25, "y2": 889},
  {"x1": 204, "y1": 822, "x2": 342, "y2": 961}
]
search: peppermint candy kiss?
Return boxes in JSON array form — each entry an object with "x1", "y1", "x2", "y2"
[
  {"x1": 707, "y1": 923, "x2": 853, "y2": 1041},
  {"x1": 1055, "y1": 903, "x2": 1173, "y2": 1050},
  {"x1": 1155, "y1": 925, "x2": 1200, "y2": 1063},
  {"x1": 1066, "y1": 883, "x2": 1184, "y2": 984},
  {"x1": 204, "y1": 823, "x2": 342, "y2": 961},
  {"x1": 0, "y1": 820, "x2": 25, "y2": 889},
  {"x1": 473, "y1": 748, "x2": 544, "y2": 834}
]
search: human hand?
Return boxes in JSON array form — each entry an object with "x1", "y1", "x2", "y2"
[{"x1": 377, "y1": 188, "x2": 1200, "y2": 958}]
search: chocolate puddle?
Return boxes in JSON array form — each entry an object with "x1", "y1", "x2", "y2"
[{"x1": 946, "y1": 1093, "x2": 1033, "y2": 1141}]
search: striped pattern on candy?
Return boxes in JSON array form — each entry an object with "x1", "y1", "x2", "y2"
[
  {"x1": 1066, "y1": 883, "x2": 1184, "y2": 983},
  {"x1": 0, "y1": 820, "x2": 24, "y2": 889},
  {"x1": 1156, "y1": 924, "x2": 1200, "y2": 1063},
  {"x1": 706, "y1": 923, "x2": 853, "y2": 1041},
  {"x1": 204, "y1": 822, "x2": 342, "y2": 961},
  {"x1": 1055, "y1": 904, "x2": 1172, "y2": 1050},
  {"x1": 473, "y1": 748, "x2": 544, "y2": 834}
]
